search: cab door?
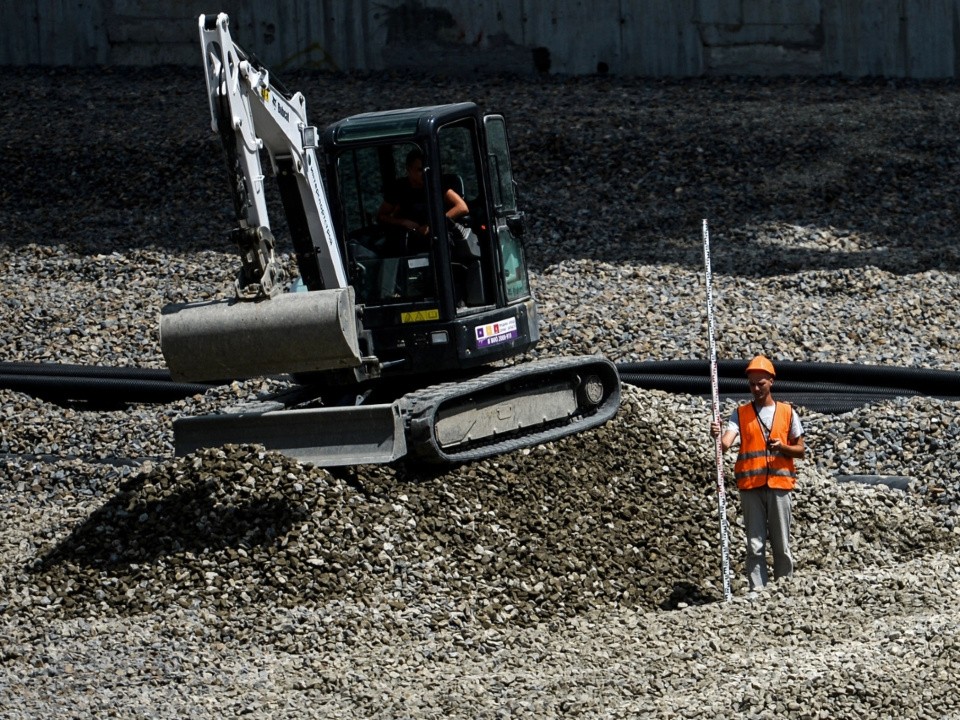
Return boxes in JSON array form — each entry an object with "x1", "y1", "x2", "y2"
[{"x1": 483, "y1": 115, "x2": 531, "y2": 304}]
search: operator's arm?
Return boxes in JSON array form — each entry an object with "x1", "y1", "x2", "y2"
[
  {"x1": 444, "y1": 189, "x2": 469, "y2": 221},
  {"x1": 378, "y1": 200, "x2": 427, "y2": 235}
]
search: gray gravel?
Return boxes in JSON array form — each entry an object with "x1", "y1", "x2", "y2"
[{"x1": 2, "y1": 67, "x2": 960, "y2": 718}]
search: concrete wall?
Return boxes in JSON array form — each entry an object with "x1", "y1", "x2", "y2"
[{"x1": 3, "y1": 0, "x2": 960, "y2": 77}]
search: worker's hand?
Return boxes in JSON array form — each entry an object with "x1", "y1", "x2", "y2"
[
  {"x1": 767, "y1": 438, "x2": 783, "y2": 454},
  {"x1": 404, "y1": 221, "x2": 429, "y2": 236},
  {"x1": 710, "y1": 421, "x2": 720, "y2": 438}
]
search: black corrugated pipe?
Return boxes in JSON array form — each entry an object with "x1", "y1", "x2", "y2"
[
  {"x1": 615, "y1": 373, "x2": 920, "y2": 397},
  {"x1": 714, "y1": 392, "x2": 918, "y2": 415},
  {"x1": 0, "y1": 361, "x2": 173, "y2": 381},
  {"x1": 3, "y1": 360, "x2": 959, "y2": 414},
  {"x1": 617, "y1": 359, "x2": 960, "y2": 396},
  {"x1": 615, "y1": 360, "x2": 960, "y2": 414},
  {"x1": 0, "y1": 364, "x2": 212, "y2": 408}
]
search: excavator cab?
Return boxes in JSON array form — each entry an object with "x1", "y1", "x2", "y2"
[{"x1": 320, "y1": 103, "x2": 538, "y2": 380}]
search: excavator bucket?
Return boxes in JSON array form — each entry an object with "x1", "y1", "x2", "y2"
[{"x1": 160, "y1": 289, "x2": 363, "y2": 383}]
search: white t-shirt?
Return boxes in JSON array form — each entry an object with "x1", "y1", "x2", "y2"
[{"x1": 725, "y1": 401, "x2": 804, "y2": 441}]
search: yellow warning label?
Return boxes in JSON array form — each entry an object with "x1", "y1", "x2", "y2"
[{"x1": 401, "y1": 308, "x2": 440, "y2": 323}]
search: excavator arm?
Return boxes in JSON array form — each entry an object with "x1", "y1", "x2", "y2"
[
  {"x1": 198, "y1": 12, "x2": 346, "y2": 297},
  {"x1": 160, "y1": 14, "x2": 369, "y2": 383}
]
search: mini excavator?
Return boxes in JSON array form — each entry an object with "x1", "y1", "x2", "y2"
[{"x1": 159, "y1": 13, "x2": 620, "y2": 466}]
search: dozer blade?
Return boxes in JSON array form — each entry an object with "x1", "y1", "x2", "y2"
[
  {"x1": 401, "y1": 355, "x2": 621, "y2": 464},
  {"x1": 173, "y1": 403, "x2": 407, "y2": 466},
  {"x1": 159, "y1": 289, "x2": 363, "y2": 383}
]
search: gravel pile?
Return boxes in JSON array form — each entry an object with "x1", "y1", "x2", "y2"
[{"x1": 2, "y1": 66, "x2": 960, "y2": 717}]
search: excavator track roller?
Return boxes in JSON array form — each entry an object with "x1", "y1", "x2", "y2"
[{"x1": 578, "y1": 374, "x2": 606, "y2": 407}]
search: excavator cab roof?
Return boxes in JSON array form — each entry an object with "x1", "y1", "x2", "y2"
[{"x1": 326, "y1": 103, "x2": 479, "y2": 144}]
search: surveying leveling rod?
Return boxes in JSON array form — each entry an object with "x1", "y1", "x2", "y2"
[{"x1": 702, "y1": 219, "x2": 733, "y2": 602}]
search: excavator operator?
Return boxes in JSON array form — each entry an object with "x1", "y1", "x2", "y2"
[{"x1": 377, "y1": 148, "x2": 469, "y2": 253}]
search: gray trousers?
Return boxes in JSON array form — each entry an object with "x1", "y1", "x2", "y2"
[{"x1": 740, "y1": 487, "x2": 793, "y2": 591}]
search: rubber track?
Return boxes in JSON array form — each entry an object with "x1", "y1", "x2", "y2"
[{"x1": 397, "y1": 355, "x2": 621, "y2": 464}]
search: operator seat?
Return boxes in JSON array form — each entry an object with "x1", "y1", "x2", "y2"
[{"x1": 443, "y1": 173, "x2": 485, "y2": 307}]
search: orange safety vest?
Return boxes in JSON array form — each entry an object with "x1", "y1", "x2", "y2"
[{"x1": 734, "y1": 401, "x2": 797, "y2": 491}]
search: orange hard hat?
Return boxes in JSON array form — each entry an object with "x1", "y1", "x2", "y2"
[{"x1": 745, "y1": 355, "x2": 776, "y2": 377}]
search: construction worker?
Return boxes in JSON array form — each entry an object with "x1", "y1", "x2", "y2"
[{"x1": 710, "y1": 355, "x2": 805, "y2": 592}]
